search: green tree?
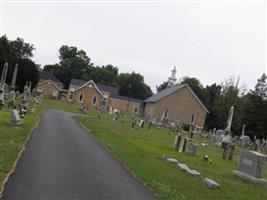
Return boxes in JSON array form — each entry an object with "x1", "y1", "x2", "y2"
[
  {"x1": 180, "y1": 76, "x2": 205, "y2": 103},
  {"x1": 117, "y1": 72, "x2": 152, "y2": 100},
  {"x1": 254, "y1": 73, "x2": 267, "y2": 99},
  {"x1": 89, "y1": 64, "x2": 118, "y2": 86},
  {"x1": 203, "y1": 83, "x2": 222, "y2": 130},
  {"x1": 242, "y1": 74, "x2": 267, "y2": 138},
  {"x1": 43, "y1": 45, "x2": 93, "y2": 88},
  {"x1": 156, "y1": 81, "x2": 168, "y2": 93},
  {"x1": 0, "y1": 36, "x2": 39, "y2": 91},
  {"x1": 211, "y1": 78, "x2": 246, "y2": 134}
]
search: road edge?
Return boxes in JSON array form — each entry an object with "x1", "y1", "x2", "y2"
[
  {"x1": 77, "y1": 120, "x2": 159, "y2": 200},
  {"x1": 0, "y1": 112, "x2": 42, "y2": 199}
]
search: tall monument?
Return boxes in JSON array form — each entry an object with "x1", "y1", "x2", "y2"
[
  {"x1": 0, "y1": 63, "x2": 9, "y2": 108},
  {"x1": 8, "y1": 64, "x2": 18, "y2": 108},
  {"x1": 167, "y1": 66, "x2": 177, "y2": 87},
  {"x1": 225, "y1": 106, "x2": 234, "y2": 135}
]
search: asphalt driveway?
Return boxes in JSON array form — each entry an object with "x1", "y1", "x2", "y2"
[{"x1": 2, "y1": 110, "x2": 157, "y2": 200}]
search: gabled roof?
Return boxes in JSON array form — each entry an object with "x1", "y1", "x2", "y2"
[
  {"x1": 38, "y1": 80, "x2": 62, "y2": 91},
  {"x1": 110, "y1": 94, "x2": 144, "y2": 104},
  {"x1": 70, "y1": 78, "x2": 86, "y2": 87},
  {"x1": 70, "y1": 79, "x2": 119, "y2": 96},
  {"x1": 70, "y1": 78, "x2": 143, "y2": 104},
  {"x1": 97, "y1": 84, "x2": 119, "y2": 97},
  {"x1": 75, "y1": 80, "x2": 104, "y2": 97},
  {"x1": 145, "y1": 84, "x2": 209, "y2": 113},
  {"x1": 39, "y1": 71, "x2": 61, "y2": 83}
]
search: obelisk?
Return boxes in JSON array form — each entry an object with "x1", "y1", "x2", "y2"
[{"x1": 0, "y1": 63, "x2": 9, "y2": 108}]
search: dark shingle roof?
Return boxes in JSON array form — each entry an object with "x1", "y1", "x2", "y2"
[
  {"x1": 145, "y1": 84, "x2": 185, "y2": 103},
  {"x1": 70, "y1": 78, "x2": 86, "y2": 87},
  {"x1": 39, "y1": 71, "x2": 61, "y2": 83},
  {"x1": 145, "y1": 84, "x2": 209, "y2": 113},
  {"x1": 97, "y1": 84, "x2": 119, "y2": 97},
  {"x1": 110, "y1": 93, "x2": 144, "y2": 104}
]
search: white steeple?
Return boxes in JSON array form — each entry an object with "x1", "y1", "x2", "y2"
[{"x1": 167, "y1": 66, "x2": 177, "y2": 87}]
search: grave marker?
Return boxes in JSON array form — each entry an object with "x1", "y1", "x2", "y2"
[{"x1": 233, "y1": 151, "x2": 267, "y2": 187}]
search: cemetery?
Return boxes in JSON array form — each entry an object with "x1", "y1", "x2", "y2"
[
  {"x1": 0, "y1": 59, "x2": 267, "y2": 200},
  {"x1": 0, "y1": 38, "x2": 266, "y2": 200}
]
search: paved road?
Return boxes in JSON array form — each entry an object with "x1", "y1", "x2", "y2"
[{"x1": 2, "y1": 110, "x2": 157, "y2": 200}]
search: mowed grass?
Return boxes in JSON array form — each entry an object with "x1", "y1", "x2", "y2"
[
  {"x1": 0, "y1": 99, "x2": 42, "y2": 191},
  {"x1": 77, "y1": 113, "x2": 267, "y2": 200},
  {"x1": 1, "y1": 99, "x2": 266, "y2": 200}
]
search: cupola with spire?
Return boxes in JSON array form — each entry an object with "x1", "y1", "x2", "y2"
[{"x1": 167, "y1": 66, "x2": 177, "y2": 87}]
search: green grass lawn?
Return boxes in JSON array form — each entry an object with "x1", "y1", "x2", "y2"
[
  {"x1": 0, "y1": 99, "x2": 42, "y2": 192},
  {"x1": 77, "y1": 113, "x2": 267, "y2": 200},
  {"x1": 1, "y1": 99, "x2": 266, "y2": 200}
]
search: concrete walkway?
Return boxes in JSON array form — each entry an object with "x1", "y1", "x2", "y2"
[{"x1": 2, "y1": 110, "x2": 157, "y2": 200}]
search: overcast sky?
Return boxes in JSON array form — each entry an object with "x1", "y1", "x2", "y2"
[{"x1": 1, "y1": 0, "x2": 265, "y2": 92}]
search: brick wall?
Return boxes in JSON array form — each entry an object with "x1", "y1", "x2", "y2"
[
  {"x1": 37, "y1": 81, "x2": 60, "y2": 99},
  {"x1": 73, "y1": 86, "x2": 103, "y2": 109},
  {"x1": 108, "y1": 98, "x2": 141, "y2": 113},
  {"x1": 144, "y1": 86, "x2": 207, "y2": 127}
]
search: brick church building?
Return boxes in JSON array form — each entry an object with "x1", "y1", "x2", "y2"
[{"x1": 37, "y1": 67, "x2": 208, "y2": 127}]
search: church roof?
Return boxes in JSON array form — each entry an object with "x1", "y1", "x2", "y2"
[
  {"x1": 70, "y1": 79, "x2": 119, "y2": 95},
  {"x1": 70, "y1": 78, "x2": 86, "y2": 86},
  {"x1": 110, "y1": 93, "x2": 143, "y2": 103},
  {"x1": 39, "y1": 71, "x2": 61, "y2": 83},
  {"x1": 70, "y1": 78, "x2": 143, "y2": 104},
  {"x1": 145, "y1": 84, "x2": 209, "y2": 113}
]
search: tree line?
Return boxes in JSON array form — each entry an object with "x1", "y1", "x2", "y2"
[
  {"x1": 0, "y1": 36, "x2": 39, "y2": 92},
  {"x1": 156, "y1": 75, "x2": 267, "y2": 138},
  {"x1": 0, "y1": 36, "x2": 266, "y2": 138},
  {"x1": 43, "y1": 45, "x2": 152, "y2": 100}
]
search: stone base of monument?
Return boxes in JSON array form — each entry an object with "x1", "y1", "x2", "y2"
[{"x1": 233, "y1": 170, "x2": 267, "y2": 187}]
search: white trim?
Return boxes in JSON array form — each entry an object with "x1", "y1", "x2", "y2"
[
  {"x1": 38, "y1": 80, "x2": 62, "y2": 91},
  {"x1": 75, "y1": 80, "x2": 104, "y2": 97}
]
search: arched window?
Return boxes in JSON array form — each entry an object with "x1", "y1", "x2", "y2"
[
  {"x1": 164, "y1": 108, "x2": 169, "y2": 119},
  {"x1": 79, "y1": 93, "x2": 84, "y2": 103},
  {"x1": 191, "y1": 114, "x2": 195, "y2": 125},
  {"x1": 161, "y1": 108, "x2": 169, "y2": 120},
  {"x1": 92, "y1": 95, "x2": 97, "y2": 105}
]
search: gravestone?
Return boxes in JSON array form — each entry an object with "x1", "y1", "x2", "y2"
[
  {"x1": 211, "y1": 129, "x2": 225, "y2": 144},
  {"x1": 186, "y1": 141, "x2": 198, "y2": 156},
  {"x1": 147, "y1": 120, "x2": 152, "y2": 129},
  {"x1": 22, "y1": 82, "x2": 29, "y2": 108},
  {"x1": 0, "y1": 63, "x2": 8, "y2": 108},
  {"x1": 138, "y1": 120, "x2": 144, "y2": 128},
  {"x1": 18, "y1": 104, "x2": 25, "y2": 118},
  {"x1": 222, "y1": 142, "x2": 235, "y2": 160},
  {"x1": 8, "y1": 64, "x2": 18, "y2": 109},
  {"x1": 10, "y1": 109, "x2": 21, "y2": 126},
  {"x1": 109, "y1": 106, "x2": 113, "y2": 115},
  {"x1": 186, "y1": 169, "x2": 201, "y2": 177},
  {"x1": 240, "y1": 125, "x2": 251, "y2": 147},
  {"x1": 178, "y1": 136, "x2": 191, "y2": 153},
  {"x1": 173, "y1": 134, "x2": 182, "y2": 150},
  {"x1": 177, "y1": 163, "x2": 190, "y2": 171},
  {"x1": 233, "y1": 151, "x2": 267, "y2": 187},
  {"x1": 189, "y1": 114, "x2": 195, "y2": 133},
  {"x1": 166, "y1": 158, "x2": 178, "y2": 164},
  {"x1": 203, "y1": 178, "x2": 220, "y2": 189}
]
